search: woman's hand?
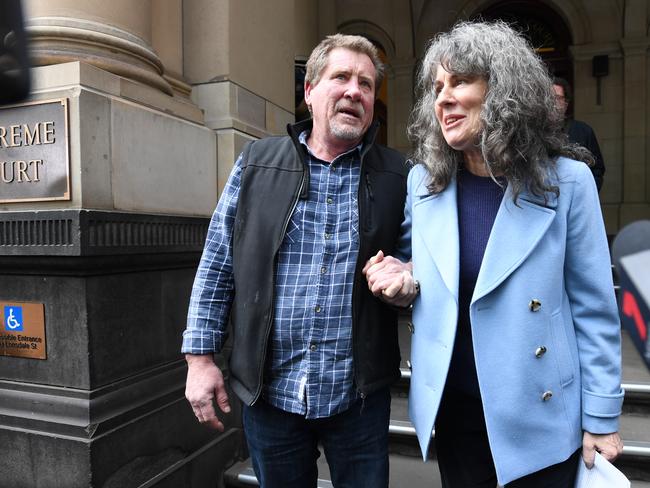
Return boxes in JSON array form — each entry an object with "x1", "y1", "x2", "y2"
[
  {"x1": 363, "y1": 251, "x2": 417, "y2": 308},
  {"x1": 581, "y1": 431, "x2": 623, "y2": 468}
]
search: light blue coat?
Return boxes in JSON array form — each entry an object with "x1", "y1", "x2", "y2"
[{"x1": 403, "y1": 158, "x2": 624, "y2": 485}]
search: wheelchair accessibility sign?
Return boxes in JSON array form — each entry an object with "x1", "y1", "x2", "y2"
[
  {"x1": 5, "y1": 306, "x2": 24, "y2": 331},
  {"x1": 0, "y1": 301, "x2": 46, "y2": 359}
]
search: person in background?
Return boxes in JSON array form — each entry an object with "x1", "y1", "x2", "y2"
[
  {"x1": 365, "y1": 21, "x2": 623, "y2": 488},
  {"x1": 182, "y1": 33, "x2": 409, "y2": 488},
  {"x1": 553, "y1": 76, "x2": 606, "y2": 192}
]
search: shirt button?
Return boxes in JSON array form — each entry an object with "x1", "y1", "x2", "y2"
[
  {"x1": 310, "y1": 343, "x2": 317, "y2": 352},
  {"x1": 324, "y1": 233, "x2": 332, "y2": 240},
  {"x1": 314, "y1": 305, "x2": 321, "y2": 313},
  {"x1": 320, "y1": 267, "x2": 327, "y2": 274},
  {"x1": 326, "y1": 197, "x2": 334, "y2": 204}
]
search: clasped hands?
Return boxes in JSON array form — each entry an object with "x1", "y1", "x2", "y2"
[{"x1": 362, "y1": 250, "x2": 418, "y2": 308}]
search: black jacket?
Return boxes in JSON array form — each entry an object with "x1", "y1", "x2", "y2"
[
  {"x1": 566, "y1": 119, "x2": 605, "y2": 192},
  {"x1": 229, "y1": 119, "x2": 408, "y2": 406}
]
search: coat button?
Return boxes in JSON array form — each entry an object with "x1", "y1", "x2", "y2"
[
  {"x1": 407, "y1": 322, "x2": 414, "y2": 334},
  {"x1": 535, "y1": 346, "x2": 547, "y2": 358},
  {"x1": 529, "y1": 299, "x2": 542, "y2": 312},
  {"x1": 542, "y1": 390, "x2": 553, "y2": 401}
]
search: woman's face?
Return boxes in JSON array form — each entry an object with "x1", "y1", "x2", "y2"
[{"x1": 434, "y1": 65, "x2": 488, "y2": 155}]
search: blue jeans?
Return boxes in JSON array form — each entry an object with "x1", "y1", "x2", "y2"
[{"x1": 242, "y1": 388, "x2": 390, "y2": 488}]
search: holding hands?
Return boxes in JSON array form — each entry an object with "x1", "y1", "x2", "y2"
[{"x1": 362, "y1": 250, "x2": 418, "y2": 308}]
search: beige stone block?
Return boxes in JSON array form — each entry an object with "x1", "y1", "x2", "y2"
[
  {"x1": 601, "y1": 204, "x2": 620, "y2": 234},
  {"x1": 32, "y1": 62, "x2": 203, "y2": 124},
  {"x1": 30, "y1": 62, "x2": 120, "y2": 96},
  {"x1": 599, "y1": 144, "x2": 622, "y2": 203},
  {"x1": 229, "y1": 0, "x2": 293, "y2": 112},
  {"x1": 192, "y1": 82, "x2": 231, "y2": 128},
  {"x1": 152, "y1": 0, "x2": 183, "y2": 75},
  {"x1": 111, "y1": 99, "x2": 217, "y2": 216},
  {"x1": 585, "y1": 112, "x2": 623, "y2": 140},
  {"x1": 182, "y1": 0, "x2": 230, "y2": 84},
  {"x1": 78, "y1": 91, "x2": 114, "y2": 209},
  {"x1": 234, "y1": 84, "x2": 266, "y2": 131},
  {"x1": 624, "y1": 56, "x2": 646, "y2": 83},
  {"x1": 119, "y1": 77, "x2": 204, "y2": 124},
  {"x1": 192, "y1": 81, "x2": 268, "y2": 138},
  {"x1": 389, "y1": 60, "x2": 415, "y2": 151},
  {"x1": 295, "y1": 0, "x2": 319, "y2": 59},
  {"x1": 620, "y1": 203, "x2": 650, "y2": 227},
  {"x1": 216, "y1": 129, "x2": 256, "y2": 197},
  {"x1": 266, "y1": 102, "x2": 294, "y2": 136},
  {"x1": 602, "y1": 64, "x2": 624, "y2": 113}
]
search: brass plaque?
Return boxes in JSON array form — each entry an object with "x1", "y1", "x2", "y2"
[
  {"x1": 0, "y1": 301, "x2": 46, "y2": 359},
  {"x1": 0, "y1": 99, "x2": 70, "y2": 203}
]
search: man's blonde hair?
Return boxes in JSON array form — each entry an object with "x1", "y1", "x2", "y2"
[{"x1": 305, "y1": 33, "x2": 384, "y2": 91}]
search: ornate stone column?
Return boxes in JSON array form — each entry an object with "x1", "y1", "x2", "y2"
[
  {"x1": 620, "y1": 0, "x2": 650, "y2": 225},
  {"x1": 0, "y1": 2, "x2": 243, "y2": 487},
  {"x1": 25, "y1": 0, "x2": 173, "y2": 95}
]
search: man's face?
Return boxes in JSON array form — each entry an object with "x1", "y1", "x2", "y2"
[
  {"x1": 553, "y1": 84, "x2": 568, "y2": 116},
  {"x1": 304, "y1": 48, "x2": 376, "y2": 148}
]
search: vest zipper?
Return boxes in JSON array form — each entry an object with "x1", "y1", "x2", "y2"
[
  {"x1": 252, "y1": 174, "x2": 305, "y2": 404},
  {"x1": 364, "y1": 172, "x2": 374, "y2": 230}
]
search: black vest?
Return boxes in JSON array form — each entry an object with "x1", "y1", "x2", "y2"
[{"x1": 229, "y1": 119, "x2": 408, "y2": 406}]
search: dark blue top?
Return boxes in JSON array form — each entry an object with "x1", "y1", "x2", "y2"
[{"x1": 446, "y1": 168, "x2": 505, "y2": 397}]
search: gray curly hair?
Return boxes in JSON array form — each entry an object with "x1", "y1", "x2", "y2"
[{"x1": 408, "y1": 21, "x2": 592, "y2": 200}]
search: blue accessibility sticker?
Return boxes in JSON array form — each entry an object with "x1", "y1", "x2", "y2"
[{"x1": 4, "y1": 306, "x2": 23, "y2": 331}]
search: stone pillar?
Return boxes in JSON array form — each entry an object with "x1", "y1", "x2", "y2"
[
  {"x1": 570, "y1": 42, "x2": 624, "y2": 234},
  {"x1": 619, "y1": 0, "x2": 650, "y2": 225},
  {"x1": 25, "y1": 0, "x2": 173, "y2": 95},
  {"x1": 0, "y1": 1, "x2": 244, "y2": 487},
  {"x1": 389, "y1": 59, "x2": 415, "y2": 154},
  {"x1": 184, "y1": 0, "x2": 294, "y2": 196}
]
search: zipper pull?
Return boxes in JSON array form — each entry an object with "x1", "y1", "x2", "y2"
[{"x1": 365, "y1": 173, "x2": 374, "y2": 200}]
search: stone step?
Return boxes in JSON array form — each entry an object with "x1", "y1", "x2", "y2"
[
  {"x1": 223, "y1": 445, "x2": 650, "y2": 487},
  {"x1": 224, "y1": 451, "x2": 442, "y2": 487},
  {"x1": 224, "y1": 394, "x2": 650, "y2": 487}
]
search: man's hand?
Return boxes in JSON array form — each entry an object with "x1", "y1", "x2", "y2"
[
  {"x1": 581, "y1": 431, "x2": 623, "y2": 468},
  {"x1": 185, "y1": 354, "x2": 231, "y2": 431},
  {"x1": 363, "y1": 250, "x2": 417, "y2": 308}
]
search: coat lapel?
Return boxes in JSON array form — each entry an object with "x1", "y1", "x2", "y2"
[
  {"x1": 413, "y1": 178, "x2": 459, "y2": 302},
  {"x1": 472, "y1": 186, "x2": 557, "y2": 303}
]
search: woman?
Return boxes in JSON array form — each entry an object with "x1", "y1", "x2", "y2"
[{"x1": 365, "y1": 21, "x2": 624, "y2": 487}]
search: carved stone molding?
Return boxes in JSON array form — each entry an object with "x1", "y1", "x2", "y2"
[
  {"x1": 0, "y1": 209, "x2": 209, "y2": 256},
  {"x1": 0, "y1": 360, "x2": 187, "y2": 440},
  {"x1": 26, "y1": 16, "x2": 173, "y2": 95}
]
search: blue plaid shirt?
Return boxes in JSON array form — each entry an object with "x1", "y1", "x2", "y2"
[{"x1": 182, "y1": 131, "x2": 362, "y2": 418}]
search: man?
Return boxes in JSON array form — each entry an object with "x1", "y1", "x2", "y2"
[
  {"x1": 182, "y1": 34, "x2": 408, "y2": 488},
  {"x1": 553, "y1": 77, "x2": 606, "y2": 192}
]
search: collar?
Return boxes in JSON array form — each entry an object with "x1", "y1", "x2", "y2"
[{"x1": 298, "y1": 130, "x2": 362, "y2": 162}]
